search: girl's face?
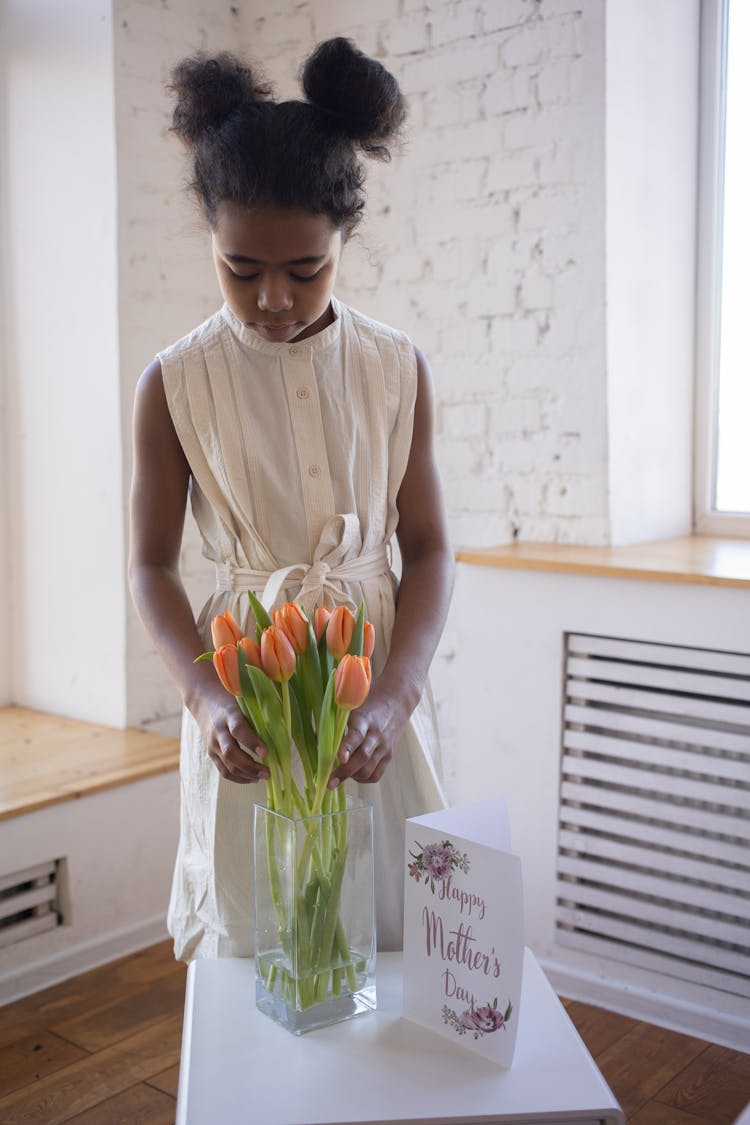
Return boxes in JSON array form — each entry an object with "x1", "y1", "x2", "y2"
[{"x1": 211, "y1": 202, "x2": 345, "y2": 344}]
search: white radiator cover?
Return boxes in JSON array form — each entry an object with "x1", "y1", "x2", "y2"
[
  {"x1": 557, "y1": 633, "x2": 750, "y2": 1000},
  {"x1": 450, "y1": 562, "x2": 750, "y2": 1051}
]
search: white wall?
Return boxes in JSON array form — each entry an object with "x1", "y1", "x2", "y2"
[
  {"x1": 451, "y1": 560, "x2": 750, "y2": 1049},
  {"x1": 2, "y1": 0, "x2": 125, "y2": 723},
  {"x1": 605, "y1": 0, "x2": 700, "y2": 545},
  {"x1": 0, "y1": 4, "x2": 10, "y2": 707}
]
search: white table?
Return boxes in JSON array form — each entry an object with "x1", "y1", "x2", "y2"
[{"x1": 176, "y1": 949, "x2": 624, "y2": 1125}]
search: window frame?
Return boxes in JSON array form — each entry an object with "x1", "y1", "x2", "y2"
[{"x1": 694, "y1": 0, "x2": 750, "y2": 537}]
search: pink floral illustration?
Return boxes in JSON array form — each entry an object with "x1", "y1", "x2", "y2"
[
  {"x1": 422, "y1": 843, "x2": 453, "y2": 880},
  {"x1": 443, "y1": 997, "x2": 513, "y2": 1039},
  {"x1": 407, "y1": 838, "x2": 470, "y2": 892}
]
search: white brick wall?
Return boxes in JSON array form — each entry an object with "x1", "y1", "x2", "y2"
[{"x1": 114, "y1": 1, "x2": 610, "y2": 787}]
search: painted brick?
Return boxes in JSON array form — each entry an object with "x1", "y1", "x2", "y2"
[
  {"x1": 428, "y1": 159, "x2": 488, "y2": 205},
  {"x1": 399, "y1": 40, "x2": 498, "y2": 93},
  {"x1": 482, "y1": 0, "x2": 536, "y2": 34},
  {"x1": 309, "y1": 0, "x2": 399, "y2": 39},
  {"x1": 437, "y1": 436, "x2": 488, "y2": 477},
  {"x1": 545, "y1": 475, "x2": 605, "y2": 517},
  {"x1": 464, "y1": 275, "x2": 517, "y2": 318},
  {"x1": 520, "y1": 265, "x2": 553, "y2": 309},
  {"x1": 490, "y1": 315, "x2": 539, "y2": 354},
  {"x1": 488, "y1": 396, "x2": 543, "y2": 436},
  {"x1": 449, "y1": 510, "x2": 515, "y2": 549},
  {"x1": 415, "y1": 197, "x2": 513, "y2": 245},
  {"x1": 381, "y1": 251, "x2": 425, "y2": 284},
  {"x1": 430, "y1": 1, "x2": 479, "y2": 47},
  {"x1": 505, "y1": 475, "x2": 546, "y2": 515},
  {"x1": 444, "y1": 477, "x2": 509, "y2": 513},
  {"x1": 517, "y1": 187, "x2": 583, "y2": 231},
  {"x1": 484, "y1": 67, "x2": 532, "y2": 116},
  {"x1": 248, "y1": 10, "x2": 312, "y2": 47},
  {"x1": 440, "y1": 401, "x2": 489, "y2": 440},
  {"x1": 537, "y1": 57, "x2": 573, "y2": 103},
  {"x1": 382, "y1": 13, "x2": 431, "y2": 55}
]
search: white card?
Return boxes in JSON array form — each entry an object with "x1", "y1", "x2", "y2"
[{"x1": 402, "y1": 796, "x2": 524, "y2": 1067}]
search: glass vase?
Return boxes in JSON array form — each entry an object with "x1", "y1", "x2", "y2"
[{"x1": 253, "y1": 795, "x2": 376, "y2": 1035}]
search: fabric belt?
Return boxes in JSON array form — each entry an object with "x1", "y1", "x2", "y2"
[{"x1": 214, "y1": 514, "x2": 390, "y2": 611}]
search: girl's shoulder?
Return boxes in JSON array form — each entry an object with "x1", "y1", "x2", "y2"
[
  {"x1": 337, "y1": 300, "x2": 416, "y2": 373},
  {"x1": 339, "y1": 299, "x2": 412, "y2": 347},
  {"x1": 157, "y1": 307, "x2": 228, "y2": 367}
]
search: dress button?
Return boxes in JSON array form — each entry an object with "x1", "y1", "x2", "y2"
[
  {"x1": 289, "y1": 346, "x2": 299, "y2": 356},
  {"x1": 308, "y1": 465, "x2": 320, "y2": 477},
  {"x1": 296, "y1": 386, "x2": 310, "y2": 400}
]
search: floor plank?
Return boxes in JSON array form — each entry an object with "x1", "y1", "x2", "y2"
[
  {"x1": 593, "y1": 1021, "x2": 710, "y2": 1118},
  {"x1": 655, "y1": 1043, "x2": 750, "y2": 1124},
  {"x1": 147, "y1": 1064, "x2": 181, "y2": 1099},
  {"x1": 564, "y1": 998, "x2": 640, "y2": 1058},
  {"x1": 61, "y1": 1082, "x2": 177, "y2": 1124},
  {"x1": 0, "y1": 1014, "x2": 182, "y2": 1125},
  {"x1": 0, "y1": 1031, "x2": 89, "y2": 1098},
  {"x1": 0, "y1": 941, "x2": 178, "y2": 1048},
  {"x1": 628, "y1": 1101, "x2": 716, "y2": 1124},
  {"x1": 51, "y1": 966, "x2": 186, "y2": 1052}
]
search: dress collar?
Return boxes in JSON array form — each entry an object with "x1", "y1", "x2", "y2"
[{"x1": 220, "y1": 296, "x2": 343, "y2": 355}]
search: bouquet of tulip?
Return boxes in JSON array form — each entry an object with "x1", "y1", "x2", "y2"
[{"x1": 199, "y1": 592, "x2": 375, "y2": 1026}]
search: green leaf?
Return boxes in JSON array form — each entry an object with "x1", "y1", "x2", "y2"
[
  {"x1": 317, "y1": 628, "x2": 333, "y2": 685},
  {"x1": 245, "y1": 664, "x2": 290, "y2": 756},
  {"x1": 316, "y1": 671, "x2": 337, "y2": 768},
  {"x1": 302, "y1": 623, "x2": 324, "y2": 714},
  {"x1": 193, "y1": 651, "x2": 215, "y2": 663},
  {"x1": 348, "y1": 600, "x2": 366, "y2": 657},
  {"x1": 236, "y1": 647, "x2": 270, "y2": 744},
  {"x1": 247, "y1": 590, "x2": 273, "y2": 632}
]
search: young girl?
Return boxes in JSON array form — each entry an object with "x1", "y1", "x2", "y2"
[{"x1": 129, "y1": 37, "x2": 454, "y2": 960}]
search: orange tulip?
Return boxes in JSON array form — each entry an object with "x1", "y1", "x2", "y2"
[
  {"x1": 211, "y1": 610, "x2": 243, "y2": 650},
  {"x1": 238, "y1": 635, "x2": 262, "y2": 669},
  {"x1": 213, "y1": 643, "x2": 241, "y2": 696},
  {"x1": 274, "y1": 602, "x2": 309, "y2": 654},
  {"x1": 313, "y1": 606, "x2": 331, "y2": 642},
  {"x1": 334, "y1": 655, "x2": 372, "y2": 711},
  {"x1": 261, "y1": 626, "x2": 296, "y2": 682},
  {"x1": 363, "y1": 620, "x2": 375, "y2": 660},
  {"x1": 326, "y1": 605, "x2": 355, "y2": 659}
]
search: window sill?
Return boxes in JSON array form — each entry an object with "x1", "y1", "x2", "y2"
[
  {"x1": 455, "y1": 535, "x2": 750, "y2": 589},
  {"x1": 0, "y1": 706, "x2": 179, "y2": 821}
]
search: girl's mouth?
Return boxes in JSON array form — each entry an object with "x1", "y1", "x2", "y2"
[{"x1": 253, "y1": 322, "x2": 300, "y2": 341}]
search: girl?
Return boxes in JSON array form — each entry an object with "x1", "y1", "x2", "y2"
[{"x1": 129, "y1": 37, "x2": 454, "y2": 960}]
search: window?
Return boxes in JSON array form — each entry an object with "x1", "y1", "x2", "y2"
[{"x1": 694, "y1": 0, "x2": 750, "y2": 535}]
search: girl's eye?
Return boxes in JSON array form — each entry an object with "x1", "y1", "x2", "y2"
[
  {"x1": 229, "y1": 270, "x2": 259, "y2": 282},
  {"x1": 290, "y1": 271, "x2": 322, "y2": 283}
]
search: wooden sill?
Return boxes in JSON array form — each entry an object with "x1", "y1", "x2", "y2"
[
  {"x1": 455, "y1": 535, "x2": 750, "y2": 589},
  {"x1": 0, "y1": 706, "x2": 179, "y2": 821}
]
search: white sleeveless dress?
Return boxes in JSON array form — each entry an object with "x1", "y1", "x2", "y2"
[{"x1": 158, "y1": 296, "x2": 446, "y2": 960}]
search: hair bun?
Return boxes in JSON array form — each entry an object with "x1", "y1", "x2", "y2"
[
  {"x1": 169, "y1": 52, "x2": 272, "y2": 145},
  {"x1": 302, "y1": 38, "x2": 405, "y2": 158}
]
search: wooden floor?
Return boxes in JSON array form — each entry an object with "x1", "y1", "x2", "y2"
[{"x1": 0, "y1": 941, "x2": 747, "y2": 1124}]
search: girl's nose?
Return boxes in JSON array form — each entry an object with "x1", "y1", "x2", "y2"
[{"x1": 257, "y1": 276, "x2": 293, "y2": 313}]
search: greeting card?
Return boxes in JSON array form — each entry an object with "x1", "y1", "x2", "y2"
[{"x1": 402, "y1": 796, "x2": 524, "y2": 1067}]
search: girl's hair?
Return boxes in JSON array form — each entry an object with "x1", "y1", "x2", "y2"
[{"x1": 168, "y1": 38, "x2": 406, "y2": 229}]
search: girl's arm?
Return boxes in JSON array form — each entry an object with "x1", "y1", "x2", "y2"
[
  {"x1": 330, "y1": 346, "x2": 454, "y2": 786},
  {"x1": 129, "y1": 358, "x2": 269, "y2": 784}
]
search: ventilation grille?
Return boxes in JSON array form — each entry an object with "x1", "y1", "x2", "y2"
[
  {"x1": 556, "y1": 633, "x2": 750, "y2": 998},
  {"x1": 0, "y1": 860, "x2": 62, "y2": 948}
]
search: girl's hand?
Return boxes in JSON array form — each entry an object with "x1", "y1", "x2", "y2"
[
  {"x1": 328, "y1": 684, "x2": 410, "y2": 786},
  {"x1": 194, "y1": 683, "x2": 270, "y2": 785}
]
